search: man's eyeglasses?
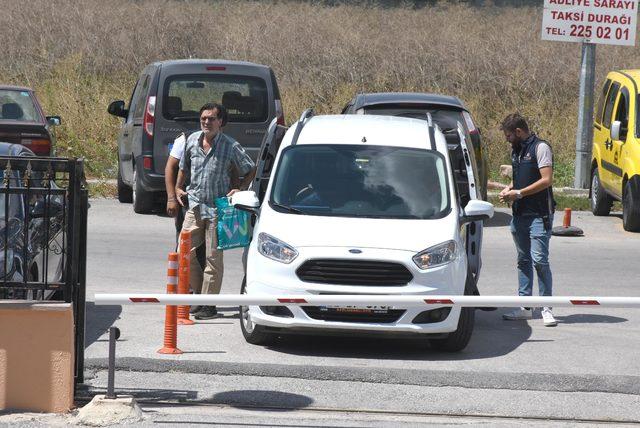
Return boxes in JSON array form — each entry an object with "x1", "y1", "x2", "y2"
[{"x1": 200, "y1": 117, "x2": 220, "y2": 123}]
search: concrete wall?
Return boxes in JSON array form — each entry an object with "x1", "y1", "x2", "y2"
[{"x1": 0, "y1": 302, "x2": 75, "y2": 413}]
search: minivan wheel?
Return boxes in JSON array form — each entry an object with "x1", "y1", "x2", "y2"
[
  {"x1": 132, "y1": 163, "x2": 154, "y2": 214},
  {"x1": 590, "y1": 168, "x2": 613, "y2": 216},
  {"x1": 429, "y1": 267, "x2": 475, "y2": 352},
  {"x1": 622, "y1": 178, "x2": 640, "y2": 232},
  {"x1": 239, "y1": 277, "x2": 276, "y2": 345},
  {"x1": 117, "y1": 161, "x2": 133, "y2": 203}
]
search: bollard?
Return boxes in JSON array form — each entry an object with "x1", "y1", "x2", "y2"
[
  {"x1": 158, "y1": 252, "x2": 183, "y2": 354},
  {"x1": 177, "y1": 231, "x2": 195, "y2": 325},
  {"x1": 563, "y1": 207, "x2": 572, "y2": 228},
  {"x1": 552, "y1": 207, "x2": 584, "y2": 236},
  {"x1": 106, "y1": 326, "x2": 120, "y2": 399}
]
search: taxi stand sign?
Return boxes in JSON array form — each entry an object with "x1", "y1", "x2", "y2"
[
  {"x1": 541, "y1": 0, "x2": 639, "y2": 189},
  {"x1": 542, "y1": 0, "x2": 638, "y2": 46}
]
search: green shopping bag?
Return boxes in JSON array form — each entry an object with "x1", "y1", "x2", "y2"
[{"x1": 215, "y1": 196, "x2": 250, "y2": 250}]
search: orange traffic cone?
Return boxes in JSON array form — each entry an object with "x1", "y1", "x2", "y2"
[
  {"x1": 177, "y1": 231, "x2": 195, "y2": 325},
  {"x1": 158, "y1": 252, "x2": 183, "y2": 354}
]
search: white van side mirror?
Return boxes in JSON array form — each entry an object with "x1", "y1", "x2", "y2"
[
  {"x1": 611, "y1": 121, "x2": 621, "y2": 141},
  {"x1": 461, "y1": 200, "x2": 494, "y2": 224},
  {"x1": 231, "y1": 190, "x2": 260, "y2": 215}
]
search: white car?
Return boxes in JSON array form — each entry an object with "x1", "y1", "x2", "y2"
[{"x1": 232, "y1": 111, "x2": 493, "y2": 351}]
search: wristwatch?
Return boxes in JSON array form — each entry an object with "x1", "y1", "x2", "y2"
[{"x1": 515, "y1": 190, "x2": 523, "y2": 199}]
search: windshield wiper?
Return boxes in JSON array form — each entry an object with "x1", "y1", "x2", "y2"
[{"x1": 271, "y1": 202, "x2": 304, "y2": 214}]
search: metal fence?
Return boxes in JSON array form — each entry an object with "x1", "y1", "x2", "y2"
[{"x1": 0, "y1": 155, "x2": 88, "y2": 385}]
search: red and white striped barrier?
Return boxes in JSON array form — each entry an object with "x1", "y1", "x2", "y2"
[{"x1": 94, "y1": 294, "x2": 640, "y2": 308}]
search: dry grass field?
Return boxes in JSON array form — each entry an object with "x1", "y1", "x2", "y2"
[{"x1": 1, "y1": 0, "x2": 639, "y2": 184}]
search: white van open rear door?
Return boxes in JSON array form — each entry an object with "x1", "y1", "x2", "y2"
[
  {"x1": 251, "y1": 118, "x2": 287, "y2": 203},
  {"x1": 457, "y1": 122, "x2": 483, "y2": 285}
]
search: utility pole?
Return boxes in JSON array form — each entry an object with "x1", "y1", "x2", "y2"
[{"x1": 574, "y1": 42, "x2": 596, "y2": 189}]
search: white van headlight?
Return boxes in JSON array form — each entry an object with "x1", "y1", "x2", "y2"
[
  {"x1": 413, "y1": 240, "x2": 457, "y2": 269},
  {"x1": 257, "y1": 232, "x2": 298, "y2": 264}
]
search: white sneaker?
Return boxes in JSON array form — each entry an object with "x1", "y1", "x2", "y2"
[
  {"x1": 502, "y1": 307, "x2": 532, "y2": 320},
  {"x1": 541, "y1": 307, "x2": 557, "y2": 327}
]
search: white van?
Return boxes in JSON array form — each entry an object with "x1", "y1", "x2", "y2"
[{"x1": 232, "y1": 111, "x2": 493, "y2": 352}]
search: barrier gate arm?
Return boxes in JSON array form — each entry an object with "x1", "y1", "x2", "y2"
[{"x1": 94, "y1": 294, "x2": 640, "y2": 308}]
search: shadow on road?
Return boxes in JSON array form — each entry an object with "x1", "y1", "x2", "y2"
[
  {"x1": 557, "y1": 314, "x2": 627, "y2": 324},
  {"x1": 208, "y1": 390, "x2": 313, "y2": 410},
  {"x1": 263, "y1": 311, "x2": 531, "y2": 361},
  {"x1": 84, "y1": 302, "x2": 122, "y2": 348},
  {"x1": 484, "y1": 211, "x2": 512, "y2": 227}
]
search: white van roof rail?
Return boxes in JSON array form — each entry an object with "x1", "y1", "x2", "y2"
[
  {"x1": 426, "y1": 112, "x2": 436, "y2": 150},
  {"x1": 290, "y1": 108, "x2": 314, "y2": 146}
]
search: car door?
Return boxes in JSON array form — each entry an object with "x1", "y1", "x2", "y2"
[
  {"x1": 456, "y1": 122, "x2": 483, "y2": 281},
  {"x1": 597, "y1": 80, "x2": 621, "y2": 193},
  {"x1": 609, "y1": 85, "x2": 631, "y2": 197},
  {"x1": 251, "y1": 118, "x2": 286, "y2": 203}
]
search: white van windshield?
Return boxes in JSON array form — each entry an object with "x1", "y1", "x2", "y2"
[{"x1": 270, "y1": 145, "x2": 450, "y2": 219}]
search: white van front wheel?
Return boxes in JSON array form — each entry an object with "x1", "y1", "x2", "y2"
[
  {"x1": 428, "y1": 267, "x2": 475, "y2": 352},
  {"x1": 239, "y1": 277, "x2": 276, "y2": 345}
]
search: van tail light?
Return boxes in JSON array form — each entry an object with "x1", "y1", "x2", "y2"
[
  {"x1": 143, "y1": 96, "x2": 156, "y2": 137},
  {"x1": 275, "y1": 99, "x2": 285, "y2": 126},
  {"x1": 462, "y1": 111, "x2": 479, "y2": 135},
  {"x1": 21, "y1": 138, "x2": 51, "y2": 155},
  {"x1": 206, "y1": 66, "x2": 226, "y2": 71},
  {"x1": 143, "y1": 155, "x2": 153, "y2": 170}
]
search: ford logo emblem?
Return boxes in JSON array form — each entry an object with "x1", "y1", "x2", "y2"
[{"x1": 349, "y1": 249, "x2": 362, "y2": 254}]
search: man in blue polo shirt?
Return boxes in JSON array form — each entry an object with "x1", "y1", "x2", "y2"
[
  {"x1": 499, "y1": 113, "x2": 557, "y2": 327},
  {"x1": 176, "y1": 103, "x2": 255, "y2": 320}
]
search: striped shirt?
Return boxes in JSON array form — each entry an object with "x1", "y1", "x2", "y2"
[{"x1": 179, "y1": 131, "x2": 255, "y2": 219}]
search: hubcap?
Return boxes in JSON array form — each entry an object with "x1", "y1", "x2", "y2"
[
  {"x1": 240, "y1": 286, "x2": 254, "y2": 333},
  {"x1": 241, "y1": 306, "x2": 254, "y2": 333},
  {"x1": 132, "y1": 170, "x2": 138, "y2": 204},
  {"x1": 591, "y1": 174, "x2": 599, "y2": 206}
]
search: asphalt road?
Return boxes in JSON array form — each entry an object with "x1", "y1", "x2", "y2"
[{"x1": 79, "y1": 199, "x2": 640, "y2": 424}]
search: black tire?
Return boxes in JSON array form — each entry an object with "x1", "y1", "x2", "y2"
[
  {"x1": 117, "y1": 161, "x2": 133, "y2": 203},
  {"x1": 239, "y1": 277, "x2": 276, "y2": 345},
  {"x1": 429, "y1": 267, "x2": 475, "y2": 352},
  {"x1": 623, "y1": 178, "x2": 640, "y2": 232},
  {"x1": 132, "y1": 163, "x2": 154, "y2": 214},
  {"x1": 590, "y1": 168, "x2": 613, "y2": 216}
]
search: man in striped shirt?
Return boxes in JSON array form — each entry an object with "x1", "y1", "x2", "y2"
[{"x1": 176, "y1": 103, "x2": 256, "y2": 320}]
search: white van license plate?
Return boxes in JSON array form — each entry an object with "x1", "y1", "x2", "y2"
[{"x1": 319, "y1": 305, "x2": 392, "y2": 314}]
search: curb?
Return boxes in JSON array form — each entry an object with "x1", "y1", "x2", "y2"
[{"x1": 82, "y1": 357, "x2": 640, "y2": 396}]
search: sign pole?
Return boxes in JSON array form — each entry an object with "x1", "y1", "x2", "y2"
[{"x1": 574, "y1": 41, "x2": 596, "y2": 190}]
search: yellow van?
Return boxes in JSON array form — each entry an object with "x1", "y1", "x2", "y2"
[{"x1": 591, "y1": 70, "x2": 640, "y2": 232}]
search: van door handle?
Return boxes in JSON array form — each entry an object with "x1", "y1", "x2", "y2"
[
  {"x1": 605, "y1": 139, "x2": 612, "y2": 150},
  {"x1": 123, "y1": 133, "x2": 129, "y2": 137}
]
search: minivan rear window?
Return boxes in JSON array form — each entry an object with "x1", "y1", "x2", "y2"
[
  {"x1": 363, "y1": 106, "x2": 465, "y2": 131},
  {"x1": 163, "y1": 75, "x2": 268, "y2": 123}
]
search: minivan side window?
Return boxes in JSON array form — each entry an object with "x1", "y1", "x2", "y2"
[
  {"x1": 132, "y1": 75, "x2": 151, "y2": 120},
  {"x1": 602, "y1": 82, "x2": 620, "y2": 129},
  {"x1": 595, "y1": 78, "x2": 612, "y2": 124}
]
